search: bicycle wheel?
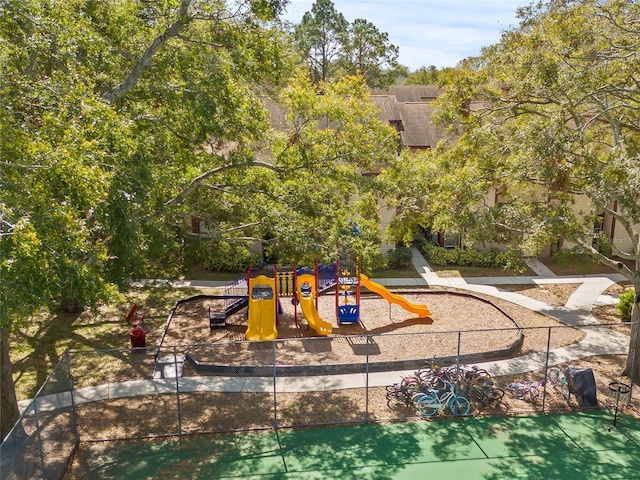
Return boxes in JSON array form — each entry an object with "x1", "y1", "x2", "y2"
[
  {"x1": 416, "y1": 393, "x2": 440, "y2": 417},
  {"x1": 508, "y1": 382, "x2": 529, "y2": 400},
  {"x1": 482, "y1": 388, "x2": 504, "y2": 406},
  {"x1": 411, "y1": 392, "x2": 427, "y2": 407},
  {"x1": 529, "y1": 386, "x2": 542, "y2": 402},
  {"x1": 464, "y1": 376, "x2": 492, "y2": 402},
  {"x1": 449, "y1": 395, "x2": 471, "y2": 416},
  {"x1": 386, "y1": 384, "x2": 411, "y2": 407}
]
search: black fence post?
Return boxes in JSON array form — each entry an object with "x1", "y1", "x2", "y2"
[
  {"x1": 32, "y1": 390, "x2": 46, "y2": 479},
  {"x1": 273, "y1": 340, "x2": 278, "y2": 429},
  {"x1": 542, "y1": 327, "x2": 552, "y2": 413},
  {"x1": 174, "y1": 346, "x2": 183, "y2": 436},
  {"x1": 365, "y1": 335, "x2": 370, "y2": 424},
  {"x1": 66, "y1": 350, "x2": 80, "y2": 445}
]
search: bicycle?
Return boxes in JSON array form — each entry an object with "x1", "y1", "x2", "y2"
[
  {"x1": 386, "y1": 375, "x2": 428, "y2": 407},
  {"x1": 508, "y1": 367, "x2": 572, "y2": 403},
  {"x1": 547, "y1": 366, "x2": 569, "y2": 399},
  {"x1": 412, "y1": 380, "x2": 471, "y2": 417},
  {"x1": 507, "y1": 378, "x2": 546, "y2": 402},
  {"x1": 462, "y1": 375, "x2": 504, "y2": 406}
]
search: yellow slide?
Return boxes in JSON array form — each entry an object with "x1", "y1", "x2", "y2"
[
  {"x1": 359, "y1": 274, "x2": 432, "y2": 318},
  {"x1": 297, "y1": 274, "x2": 332, "y2": 336},
  {"x1": 245, "y1": 275, "x2": 278, "y2": 341}
]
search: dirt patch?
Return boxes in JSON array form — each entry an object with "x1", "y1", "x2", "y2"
[
  {"x1": 489, "y1": 283, "x2": 582, "y2": 307},
  {"x1": 162, "y1": 290, "x2": 583, "y2": 367},
  {"x1": 70, "y1": 353, "x2": 638, "y2": 443}
]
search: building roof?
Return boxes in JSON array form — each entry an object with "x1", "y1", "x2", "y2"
[
  {"x1": 370, "y1": 85, "x2": 443, "y2": 103},
  {"x1": 370, "y1": 85, "x2": 446, "y2": 149},
  {"x1": 262, "y1": 84, "x2": 447, "y2": 150}
]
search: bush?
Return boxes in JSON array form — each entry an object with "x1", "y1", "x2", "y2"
[
  {"x1": 386, "y1": 246, "x2": 413, "y2": 268},
  {"x1": 617, "y1": 289, "x2": 636, "y2": 321},
  {"x1": 551, "y1": 248, "x2": 581, "y2": 266},
  {"x1": 418, "y1": 240, "x2": 526, "y2": 271},
  {"x1": 203, "y1": 241, "x2": 262, "y2": 273}
]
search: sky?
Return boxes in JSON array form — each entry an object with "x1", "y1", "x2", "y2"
[{"x1": 281, "y1": 0, "x2": 533, "y2": 71}]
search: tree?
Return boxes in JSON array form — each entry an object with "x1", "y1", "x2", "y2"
[
  {"x1": 404, "y1": 65, "x2": 440, "y2": 85},
  {"x1": 0, "y1": 0, "x2": 292, "y2": 439},
  {"x1": 167, "y1": 70, "x2": 399, "y2": 269},
  {"x1": 381, "y1": 0, "x2": 640, "y2": 378},
  {"x1": 339, "y1": 19, "x2": 407, "y2": 88},
  {"x1": 1, "y1": 0, "x2": 398, "y2": 439},
  {"x1": 293, "y1": 0, "x2": 406, "y2": 87},
  {"x1": 293, "y1": 0, "x2": 347, "y2": 83}
]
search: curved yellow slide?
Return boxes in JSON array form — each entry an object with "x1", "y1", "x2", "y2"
[
  {"x1": 245, "y1": 275, "x2": 278, "y2": 341},
  {"x1": 297, "y1": 274, "x2": 332, "y2": 336},
  {"x1": 360, "y1": 274, "x2": 432, "y2": 318}
]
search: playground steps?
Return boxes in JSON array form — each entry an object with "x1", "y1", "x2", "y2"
[{"x1": 208, "y1": 308, "x2": 227, "y2": 329}]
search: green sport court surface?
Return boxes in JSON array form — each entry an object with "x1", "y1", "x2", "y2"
[{"x1": 67, "y1": 411, "x2": 640, "y2": 479}]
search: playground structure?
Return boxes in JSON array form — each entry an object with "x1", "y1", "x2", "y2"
[
  {"x1": 359, "y1": 274, "x2": 432, "y2": 318},
  {"x1": 208, "y1": 259, "x2": 433, "y2": 341},
  {"x1": 245, "y1": 275, "x2": 278, "y2": 341}
]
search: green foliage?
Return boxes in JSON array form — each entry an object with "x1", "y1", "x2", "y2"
[
  {"x1": 293, "y1": 0, "x2": 406, "y2": 87},
  {"x1": 384, "y1": 0, "x2": 640, "y2": 282},
  {"x1": 338, "y1": 18, "x2": 408, "y2": 88},
  {"x1": 419, "y1": 241, "x2": 526, "y2": 271},
  {"x1": 595, "y1": 232, "x2": 613, "y2": 257},
  {"x1": 386, "y1": 246, "x2": 413, "y2": 268},
  {"x1": 0, "y1": 0, "x2": 398, "y2": 437},
  {"x1": 203, "y1": 241, "x2": 262, "y2": 273},
  {"x1": 551, "y1": 248, "x2": 582, "y2": 267},
  {"x1": 404, "y1": 65, "x2": 454, "y2": 86},
  {"x1": 617, "y1": 290, "x2": 636, "y2": 322}
]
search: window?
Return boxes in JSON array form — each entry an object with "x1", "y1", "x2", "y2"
[
  {"x1": 389, "y1": 120, "x2": 404, "y2": 132},
  {"x1": 443, "y1": 233, "x2": 461, "y2": 248}
]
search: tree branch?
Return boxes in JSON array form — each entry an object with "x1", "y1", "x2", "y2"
[
  {"x1": 575, "y1": 238, "x2": 637, "y2": 282},
  {"x1": 103, "y1": 0, "x2": 192, "y2": 103},
  {"x1": 166, "y1": 160, "x2": 282, "y2": 207}
]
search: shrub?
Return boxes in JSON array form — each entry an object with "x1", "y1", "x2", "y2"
[
  {"x1": 595, "y1": 232, "x2": 613, "y2": 257},
  {"x1": 617, "y1": 289, "x2": 636, "y2": 321},
  {"x1": 418, "y1": 240, "x2": 526, "y2": 271},
  {"x1": 386, "y1": 246, "x2": 413, "y2": 268},
  {"x1": 203, "y1": 241, "x2": 262, "y2": 273},
  {"x1": 551, "y1": 248, "x2": 581, "y2": 266}
]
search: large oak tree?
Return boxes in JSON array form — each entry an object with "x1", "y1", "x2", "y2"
[
  {"x1": 382, "y1": 0, "x2": 640, "y2": 379},
  {"x1": 0, "y1": 0, "x2": 397, "y2": 439}
]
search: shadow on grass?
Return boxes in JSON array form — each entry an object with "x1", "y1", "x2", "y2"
[{"x1": 11, "y1": 287, "x2": 206, "y2": 398}]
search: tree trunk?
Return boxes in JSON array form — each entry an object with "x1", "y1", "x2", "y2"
[
  {"x1": 1, "y1": 331, "x2": 20, "y2": 440},
  {"x1": 622, "y1": 286, "x2": 640, "y2": 381}
]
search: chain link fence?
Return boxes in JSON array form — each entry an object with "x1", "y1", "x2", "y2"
[
  {"x1": 2, "y1": 323, "x2": 639, "y2": 479},
  {"x1": 1, "y1": 352, "x2": 77, "y2": 480}
]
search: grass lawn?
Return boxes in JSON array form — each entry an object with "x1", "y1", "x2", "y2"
[
  {"x1": 539, "y1": 254, "x2": 626, "y2": 276},
  {"x1": 370, "y1": 265, "x2": 422, "y2": 278},
  {"x1": 432, "y1": 264, "x2": 535, "y2": 277},
  {"x1": 9, "y1": 287, "x2": 219, "y2": 400},
  {"x1": 182, "y1": 263, "x2": 246, "y2": 281}
]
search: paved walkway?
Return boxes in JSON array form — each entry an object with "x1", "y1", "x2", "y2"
[{"x1": 19, "y1": 250, "x2": 631, "y2": 414}]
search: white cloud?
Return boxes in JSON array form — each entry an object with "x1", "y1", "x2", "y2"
[{"x1": 282, "y1": 0, "x2": 531, "y2": 70}]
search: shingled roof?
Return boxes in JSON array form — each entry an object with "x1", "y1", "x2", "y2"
[
  {"x1": 370, "y1": 85, "x2": 446, "y2": 149},
  {"x1": 261, "y1": 84, "x2": 447, "y2": 150},
  {"x1": 370, "y1": 85, "x2": 442, "y2": 103}
]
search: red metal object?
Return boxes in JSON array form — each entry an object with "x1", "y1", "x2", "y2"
[
  {"x1": 129, "y1": 325, "x2": 146, "y2": 351},
  {"x1": 125, "y1": 303, "x2": 145, "y2": 327}
]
